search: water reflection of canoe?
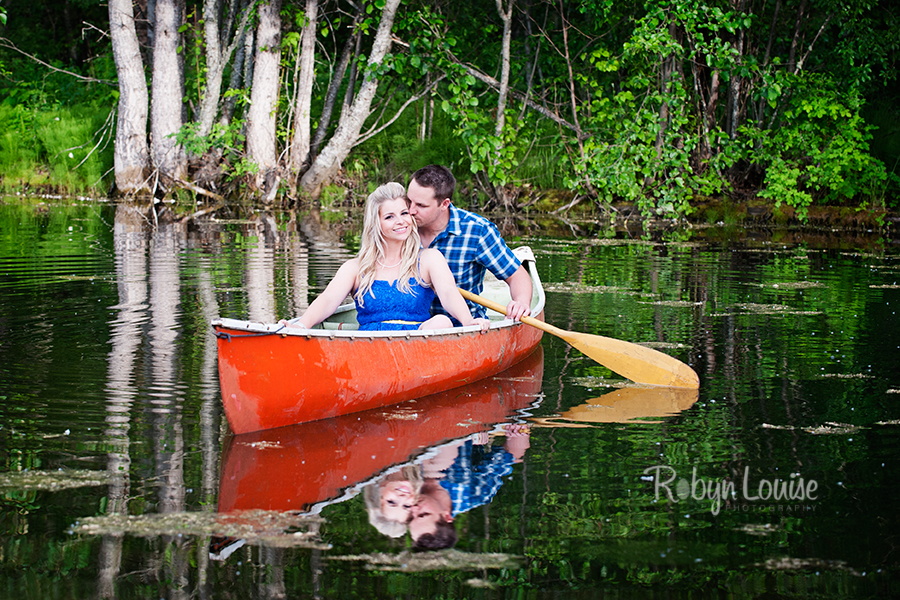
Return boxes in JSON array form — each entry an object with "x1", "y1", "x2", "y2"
[
  {"x1": 212, "y1": 247, "x2": 545, "y2": 434},
  {"x1": 532, "y1": 386, "x2": 699, "y2": 427},
  {"x1": 217, "y1": 347, "x2": 544, "y2": 514}
]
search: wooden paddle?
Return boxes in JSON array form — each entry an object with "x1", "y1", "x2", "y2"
[{"x1": 459, "y1": 288, "x2": 700, "y2": 389}]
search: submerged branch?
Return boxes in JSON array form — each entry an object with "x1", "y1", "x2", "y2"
[{"x1": 173, "y1": 177, "x2": 227, "y2": 204}]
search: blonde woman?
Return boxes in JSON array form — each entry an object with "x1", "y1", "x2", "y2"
[
  {"x1": 363, "y1": 465, "x2": 424, "y2": 538},
  {"x1": 282, "y1": 182, "x2": 489, "y2": 332}
]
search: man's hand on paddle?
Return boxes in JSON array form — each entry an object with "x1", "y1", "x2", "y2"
[
  {"x1": 504, "y1": 266, "x2": 533, "y2": 321},
  {"x1": 505, "y1": 300, "x2": 531, "y2": 321}
]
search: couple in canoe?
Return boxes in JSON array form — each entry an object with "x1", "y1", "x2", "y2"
[{"x1": 281, "y1": 164, "x2": 532, "y2": 332}]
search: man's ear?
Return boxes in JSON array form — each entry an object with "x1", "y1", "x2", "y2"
[
  {"x1": 439, "y1": 197, "x2": 451, "y2": 210},
  {"x1": 443, "y1": 511, "x2": 453, "y2": 523}
]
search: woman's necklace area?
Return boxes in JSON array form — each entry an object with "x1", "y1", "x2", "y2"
[{"x1": 376, "y1": 256, "x2": 402, "y2": 269}]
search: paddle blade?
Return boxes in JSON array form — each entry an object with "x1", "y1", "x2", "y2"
[
  {"x1": 561, "y1": 386, "x2": 699, "y2": 423},
  {"x1": 457, "y1": 286, "x2": 700, "y2": 389},
  {"x1": 530, "y1": 386, "x2": 699, "y2": 428},
  {"x1": 559, "y1": 330, "x2": 700, "y2": 388}
]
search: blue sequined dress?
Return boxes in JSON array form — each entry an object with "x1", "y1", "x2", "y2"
[{"x1": 354, "y1": 278, "x2": 436, "y2": 331}]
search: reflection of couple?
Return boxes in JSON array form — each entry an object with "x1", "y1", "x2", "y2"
[
  {"x1": 280, "y1": 165, "x2": 532, "y2": 332},
  {"x1": 365, "y1": 423, "x2": 531, "y2": 550}
]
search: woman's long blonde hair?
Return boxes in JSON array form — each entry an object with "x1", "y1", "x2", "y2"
[{"x1": 355, "y1": 182, "x2": 425, "y2": 305}]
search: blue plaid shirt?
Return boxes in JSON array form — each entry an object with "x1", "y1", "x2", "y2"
[
  {"x1": 427, "y1": 204, "x2": 522, "y2": 320},
  {"x1": 438, "y1": 439, "x2": 514, "y2": 517}
]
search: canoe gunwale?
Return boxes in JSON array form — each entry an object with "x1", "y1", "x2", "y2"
[{"x1": 211, "y1": 316, "x2": 519, "y2": 339}]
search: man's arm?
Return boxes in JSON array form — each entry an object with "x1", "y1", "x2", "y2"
[{"x1": 503, "y1": 266, "x2": 532, "y2": 321}]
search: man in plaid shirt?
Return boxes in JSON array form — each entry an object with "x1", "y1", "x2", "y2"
[{"x1": 407, "y1": 165, "x2": 532, "y2": 322}]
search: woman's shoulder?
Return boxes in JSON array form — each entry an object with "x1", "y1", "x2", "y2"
[
  {"x1": 338, "y1": 257, "x2": 362, "y2": 272},
  {"x1": 333, "y1": 257, "x2": 362, "y2": 287},
  {"x1": 419, "y1": 248, "x2": 447, "y2": 264}
]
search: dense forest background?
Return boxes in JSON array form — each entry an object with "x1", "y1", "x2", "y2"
[{"x1": 0, "y1": 0, "x2": 897, "y2": 219}]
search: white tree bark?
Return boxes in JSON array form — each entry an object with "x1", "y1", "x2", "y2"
[
  {"x1": 150, "y1": 0, "x2": 188, "y2": 180},
  {"x1": 300, "y1": 0, "x2": 401, "y2": 197},
  {"x1": 196, "y1": 0, "x2": 253, "y2": 139},
  {"x1": 495, "y1": 0, "x2": 515, "y2": 137},
  {"x1": 289, "y1": 0, "x2": 319, "y2": 176},
  {"x1": 245, "y1": 0, "x2": 283, "y2": 188},
  {"x1": 109, "y1": 0, "x2": 150, "y2": 193}
]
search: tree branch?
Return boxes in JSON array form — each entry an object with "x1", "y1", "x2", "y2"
[
  {"x1": 455, "y1": 61, "x2": 585, "y2": 138},
  {"x1": 0, "y1": 37, "x2": 115, "y2": 86},
  {"x1": 355, "y1": 75, "x2": 445, "y2": 146}
]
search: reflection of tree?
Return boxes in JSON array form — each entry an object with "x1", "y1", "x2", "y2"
[
  {"x1": 284, "y1": 214, "x2": 311, "y2": 317},
  {"x1": 98, "y1": 204, "x2": 148, "y2": 598},
  {"x1": 293, "y1": 208, "x2": 357, "y2": 308},
  {"x1": 195, "y1": 256, "x2": 222, "y2": 587},
  {"x1": 148, "y1": 221, "x2": 189, "y2": 597},
  {"x1": 246, "y1": 214, "x2": 277, "y2": 322}
]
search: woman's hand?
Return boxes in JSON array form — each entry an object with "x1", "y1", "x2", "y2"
[{"x1": 468, "y1": 317, "x2": 490, "y2": 333}]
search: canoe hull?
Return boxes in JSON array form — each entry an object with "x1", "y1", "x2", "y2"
[
  {"x1": 215, "y1": 317, "x2": 543, "y2": 433},
  {"x1": 217, "y1": 346, "x2": 544, "y2": 514}
]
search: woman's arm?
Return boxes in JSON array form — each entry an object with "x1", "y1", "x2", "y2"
[
  {"x1": 283, "y1": 259, "x2": 359, "y2": 328},
  {"x1": 420, "y1": 250, "x2": 489, "y2": 331}
]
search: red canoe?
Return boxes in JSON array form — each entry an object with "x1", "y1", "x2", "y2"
[
  {"x1": 217, "y1": 347, "x2": 544, "y2": 514},
  {"x1": 212, "y1": 247, "x2": 545, "y2": 434}
]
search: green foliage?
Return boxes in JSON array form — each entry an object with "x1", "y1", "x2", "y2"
[
  {"x1": 227, "y1": 157, "x2": 260, "y2": 182},
  {"x1": 318, "y1": 184, "x2": 346, "y2": 208},
  {"x1": 517, "y1": 146, "x2": 568, "y2": 189},
  {"x1": 174, "y1": 117, "x2": 246, "y2": 158},
  {"x1": 441, "y1": 83, "x2": 516, "y2": 184},
  {"x1": 178, "y1": 9, "x2": 206, "y2": 111},
  {"x1": 750, "y1": 74, "x2": 888, "y2": 219},
  {"x1": 0, "y1": 0, "x2": 896, "y2": 213},
  {"x1": 567, "y1": 5, "x2": 738, "y2": 217},
  {"x1": 0, "y1": 102, "x2": 114, "y2": 193}
]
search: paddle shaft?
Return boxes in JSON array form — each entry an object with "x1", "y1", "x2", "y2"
[
  {"x1": 458, "y1": 287, "x2": 700, "y2": 389},
  {"x1": 458, "y1": 288, "x2": 565, "y2": 337}
]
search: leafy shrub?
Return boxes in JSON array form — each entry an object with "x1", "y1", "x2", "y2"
[{"x1": 751, "y1": 74, "x2": 888, "y2": 219}]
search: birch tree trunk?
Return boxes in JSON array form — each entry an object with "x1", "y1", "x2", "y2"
[
  {"x1": 196, "y1": 0, "x2": 225, "y2": 139},
  {"x1": 150, "y1": 0, "x2": 187, "y2": 181},
  {"x1": 109, "y1": 0, "x2": 151, "y2": 194},
  {"x1": 196, "y1": 0, "x2": 251, "y2": 138},
  {"x1": 727, "y1": 28, "x2": 744, "y2": 139},
  {"x1": 299, "y1": 0, "x2": 401, "y2": 197},
  {"x1": 245, "y1": 0, "x2": 283, "y2": 193},
  {"x1": 288, "y1": 0, "x2": 319, "y2": 180},
  {"x1": 311, "y1": 15, "x2": 361, "y2": 158},
  {"x1": 221, "y1": 9, "x2": 255, "y2": 125},
  {"x1": 494, "y1": 0, "x2": 515, "y2": 137}
]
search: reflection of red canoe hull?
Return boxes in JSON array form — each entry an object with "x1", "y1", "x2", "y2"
[
  {"x1": 217, "y1": 347, "x2": 543, "y2": 514},
  {"x1": 213, "y1": 250, "x2": 544, "y2": 434}
]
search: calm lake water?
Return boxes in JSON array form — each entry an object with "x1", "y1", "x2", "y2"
[{"x1": 1, "y1": 198, "x2": 899, "y2": 598}]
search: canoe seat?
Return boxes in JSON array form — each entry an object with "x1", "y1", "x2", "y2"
[{"x1": 321, "y1": 321, "x2": 360, "y2": 330}]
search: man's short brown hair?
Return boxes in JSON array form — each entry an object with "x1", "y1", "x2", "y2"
[
  {"x1": 412, "y1": 517, "x2": 457, "y2": 551},
  {"x1": 411, "y1": 165, "x2": 455, "y2": 202}
]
